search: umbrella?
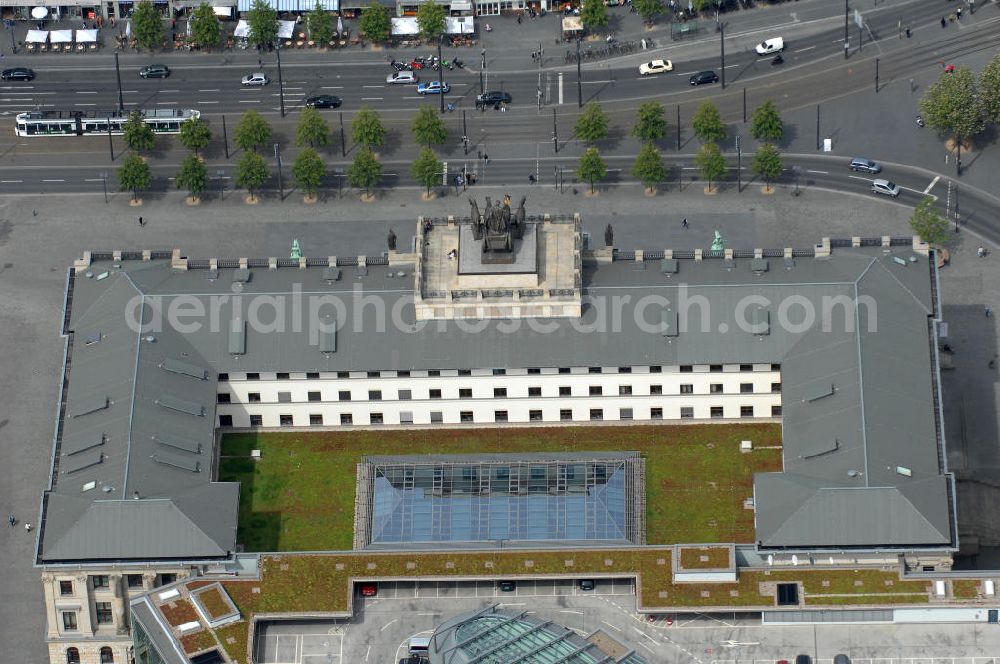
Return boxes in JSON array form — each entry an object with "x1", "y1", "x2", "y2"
[
  {"x1": 31, "y1": 6, "x2": 48, "y2": 19},
  {"x1": 337, "y1": 15, "x2": 343, "y2": 35},
  {"x1": 125, "y1": 19, "x2": 131, "y2": 39}
]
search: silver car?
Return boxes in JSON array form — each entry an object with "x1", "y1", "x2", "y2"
[
  {"x1": 871, "y1": 179, "x2": 900, "y2": 198},
  {"x1": 241, "y1": 72, "x2": 270, "y2": 86},
  {"x1": 386, "y1": 71, "x2": 418, "y2": 85}
]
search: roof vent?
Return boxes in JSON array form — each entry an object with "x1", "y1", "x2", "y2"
[
  {"x1": 661, "y1": 310, "x2": 679, "y2": 337},
  {"x1": 896, "y1": 466, "x2": 912, "y2": 477},
  {"x1": 233, "y1": 268, "x2": 251, "y2": 284},
  {"x1": 101, "y1": 485, "x2": 114, "y2": 493},
  {"x1": 660, "y1": 259, "x2": 678, "y2": 275},
  {"x1": 159, "y1": 358, "x2": 209, "y2": 380},
  {"x1": 145, "y1": 335, "x2": 156, "y2": 343},
  {"x1": 847, "y1": 470, "x2": 862, "y2": 478},
  {"x1": 84, "y1": 332, "x2": 102, "y2": 346},
  {"x1": 323, "y1": 267, "x2": 342, "y2": 283},
  {"x1": 155, "y1": 395, "x2": 206, "y2": 417},
  {"x1": 805, "y1": 383, "x2": 835, "y2": 402},
  {"x1": 229, "y1": 316, "x2": 246, "y2": 355},
  {"x1": 96, "y1": 271, "x2": 109, "y2": 281},
  {"x1": 81, "y1": 481, "x2": 97, "y2": 492},
  {"x1": 892, "y1": 256, "x2": 908, "y2": 267},
  {"x1": 750, "y1": 258, "x2": 769, "y2": 273}
]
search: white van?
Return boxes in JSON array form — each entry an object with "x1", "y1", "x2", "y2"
[
  {"x1": 408, "y1": 636, "x2": 431, "y2": 655},
  {"x1": 755, "y1": 37, "x2": 784, "y2": 55}
]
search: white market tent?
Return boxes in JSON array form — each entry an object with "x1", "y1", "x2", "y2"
[
  {"x1": 50, "y1": 30, "x2": 74, "y2": 43},
  {"x1": 213, "y1": 5, "x2": 232, "y2": 16},
  {"x1": 562, "y1": 16, "x2": 583, "y2": 33},
  {"x1": 233, "y1": 19, "x2": 249, "y2": 38},
  {"x1": 277, "y1": 20, "x2": 296, "y2": 39},
  {"x1": 445, "y1": 16, "x2": 474, "y2": 35},
  {"x1": 75, "y1": 29, "x2": 98, "y2": 42},
  {"x1": 25, "y1": 30, "x2": 49, "y2": 43},
  {"x1": 390, "y1": 17, "x2": 419, "y2": 36}
]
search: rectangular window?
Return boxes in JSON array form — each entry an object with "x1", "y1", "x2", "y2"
[
  {"x1": 710, "y1": 406, "x2": 724, "y2": 418},
  {"x1": 589, "y1": 386, "x2": 602, "y2": 396},
  {"x1": 457, "y1": 369, "x2": 471, "y2": 376},
  {"x1": 126, "y1": 574, "x2": 143, "y2": 589},
  {"x1": 590, "y1": 408, "x2": 604, "y2": 421},
  {"x1": 398, "y1": 389, "x2": 412, "y2": 401},
  {"x1": 248, "y1": 392, "x2": 261, "y2": 403},
  {"x1": 740, "y1": 406, "x2": 754, "y2": 418},
  {"x1": 430, "y1": 411, "x2": 443, "y2": 423},
  {"x1": 528, "y1": 368, "x2": 541, "y2": 375},
  {"x1": 559, "y1": 386, "x2": 572, "y2": 396},
  {"x1": 620, "y1": 408, "x2": 633, "y2": 420},
  {"x1": 650, "y1": 385, "x2": 663, "y2": 395},
  {"x1": 277, "y1": 391, "x2": 291, "y2": 403},
  {"x1": 619, "y1": 385, "x2": 632, "y2": 396},
  {"x1": 560, "y1": 409, "x2": 573, "y2": 421},
  {"x1": 339, "y1": 390, "x2": 351, "y2": 401},
  {"x1": 710, "y1": 365, "x2": 723, "y2": 372},
  {"x1": 680, "y1": 384, "x2": 694, "y2": 394},
  {"x1": 369, "y1": 390, "x2": 382, "y2": 401},
  {"x1": 59, "y1": 580, "x2": 73, "y2": 596},
  {"x1": 680, "y1": 407, "x2": 694, "y2": 419},
  {"x1": 92, "y1": 575, "x2": 109, "y2": 589},
  {"x1": 528, "y1": 386, "x2": 542, "y2": 397},
  {"x1": 306, "y1": 372, "x2": 320, "y2": 379},
  {"x1": 279, "y1": 414, "x2": 293, "y2": 426},
  {"x1": 494, "y1": 387, "x2": 507, "y2": 398},
  {"x1": 589, "y1": 366, "x2": 602, "y2": 374},
  {"x1": 493, "y1": 368, "x2": 506, "y2": 376},
  {"x1": 218, "y1": 373, "x2": 229, "y2": 381},
  {"x1": 276, "y1": 372, "x2": 290, "y2": 380},
  {"x1": 771, "y1": 382, "x2": 782, "y2": 393},
  {"x1": 710, "y1": 384, "x2": 724, "y2": 394},
  {"x1": 740, "y1": 383, "x2": 753, "y2": 394},
  {"x1": 740, "y1": 364, "x2": 754, "y2": 372},
  {"x1": 370, "y1": 413, "x2": 384, "y2": 425},
  {"x1": 400, "y1": 411, "x2": 414, "y2": 424},
  {"x1": 216, "y1": 393, "x2": 231, "y2": 404},
  {"x1": 772, "y1": 405, "x2": 783, "y2": 416},
  {"x1": 218, "y1": 414, "x2": 233, "y2": 427},
  {"x1": 428, "y1": 370, "x2": 441, "y2": 377},
  {"x1": 651, "y1": 407, "x2": 663, "y2": 420},
  {"x1": 494, "y1": 410, "x2": 508, "y2": 422},
  {"x1": 459, "y1": 388, "x2": 472, "y2": 398},
  {"x1": 62, "y1": 612, "x2": 77, "y2": 631},
  {"x1": 529, "y1": 410, "x2": 543, "y2": 421},
  {"x1": 309, "y1": 413, "x2": 324, "y2": 425},
  {"x1": 340, "y1": 413, "x2": 353, "y2": 425},
  {"x1": 618, "y1": 366, "x2": 632, "y2": 374},
  {"x1": 460, "y1": 411, "x2": 474, "y2": 422},
  {"x1": 650, "y1": 365, "x2": 662, "y2": 373},
  {"x1": 679, "y1": 365, "x2": 693, "y2": 373},
  {"x1": 771, "y1": 363, "x2": 781, "y2": 371},
  {"x1": 429, "y1": 388, "x2": 442, "y2": 399},
  {"x1": 559, "y1": 367, "x2": 571, "y2": 374},
  {"x1": 96, "y1": 602, "x2": 113, "y2": 625},
  {"x1": 249, "y1": 414, "x2": 262, "y2": 427},
  {"x1": 367, "y1": 371, "x2": 380, "y2": 378},
  {"x1": 308, "y1": 391, "x2": 321, "y2": 402},
  {"x1": 246, "y1": 372, "x2": 260, "y2": 380},
  {"x1": 399, "y1": 370, "x2": 412, "y2": 377},
  {"x1": 337, "y1": 371, "x2": 349, "y2": 379}
]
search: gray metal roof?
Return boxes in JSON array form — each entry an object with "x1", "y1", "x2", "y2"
[{"x1": 40, "y1": 243, "x2": 953, "y2": 561}]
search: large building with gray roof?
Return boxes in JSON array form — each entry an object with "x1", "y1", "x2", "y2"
[{"x1": 34, "y1": 213, "x2": 955, "y2": 664}]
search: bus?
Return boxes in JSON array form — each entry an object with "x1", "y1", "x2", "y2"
[{"x1": 15, "y1": 108, "x2": 200, "y2": 137}]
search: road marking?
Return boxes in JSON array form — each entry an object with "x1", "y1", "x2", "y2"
[
  {"x1": 238, "y1": 100, "x2": 261, "y2": 103},
  {"x1": 198, "y1": 101, "x2": 219, "y2": 104},
  {"x1": 582, "y1": 80, "x2": 614, "y2": 84},
  {"x1": 379, "y1": 619, "x2": 397, "y2": 632},
  {"x1": 156, "y1": 102, "x2": 176, "y2": 105},
  {"x1": 321, "y1": 86, "x2": 344, "y2": 89},
  {"x1": 365, "y1": 645, "x2": 370, "y2": 663},
  {"x1": 924, "y1": 175, "x2": 940, "y2": 194},
  {"x1": 601, "y1": 621, "x2": 622, "y2": 631},
  {"x1": 198, "y1": 89, "x2": 220, "y2": 92},
  {"x1": 75, "y1": 91, "x2": 98, "y2": 94},
  {"x1": 363, "y1": 85, "x2": 383, "y2": 88},
  {"x1": 805, "y1": 169, "x2": 828, "y2": 174},
  {"x1": 283, "y1": 86, "x2": 303, "y2": 90},
  {"x1": 559, "y1": 610, "x2": 584, "y2": 615},
  {"x1": 74, "y1": 103, "x2": 97, "y2": 106},
  {"x1": 83, "y1": 178, "x2": 104, "y2": 182},
  {"x1": 160, "y1": 89, "x2": 179, "y2": 93},
  {"x1": 361, "y1": 97, "x2": 384, "y2": 101},
  {"x1": 416, "y1": 612, "x2": 438, "y2": 616},
  {"x1": 1, "y1": 179, "x2": 23, "y2": 183},
  {"x1": 498, "y1": 602, "x2": 526, "y2": 607},
  {"x1": 42, "y1": 179, "x2": 65, "y2": 182}
]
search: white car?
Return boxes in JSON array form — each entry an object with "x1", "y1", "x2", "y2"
[
  {"x1": 386, "y1": 71, "x2": 418, "y2": 85},
  {"x1": 639, "y1": 59, "x2": 673, "y2": 76},
  {"x1": 755, "y1": 37, "x2": 784, "y2": 55},
  {"x1": 241, "y1": 72, "x2": 269, "y2": 86}
]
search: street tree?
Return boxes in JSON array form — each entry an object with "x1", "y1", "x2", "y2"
[
  {"x1": 580, "y1": 0, "x2": 608, "y2": 29},
  {"x1": 416, "y1": 1, "x2": 446, "y2": 41},
  {"x1": 132, "y1": 0, "x2": 163, "y2": 50},
  {"x1": 631, "y1": 102, "x2": 667, "y2": 142},
  {"x1": 910, "y1": 196, "x2": 949, "y2": 246},
  {"x1": 634, "y1": 0, "x2": 664, "y2": 24},
  {"x1": 632, "y1": 143, "x2": 667, "y2": 192},
  {"x1": 296, "y1": 107, "x2": 330, "y2": 148},
  {"x1": 190, "y1": 3, "x2": 221, "y2": 49},
  {"x1": 348, "y1": 149, "x2": 383, "y2": 199},
  {"x1": 920, "y1": 66, "x2": 985, "y2": 145},
  {"x1": 235, "y1": 150, "x2": 269, "y2": 201},
  {"x1": 574, "y1": 102, "x2": 609, "y2": 144},
  {"x1": 577, "y1": 147, "x2": 607, "y2": 195},
  {"x1": 123, "y1": 111, "x2": 155, "y2": 153},
  {"x1": 176, "y1": 154, "x2": 208, "y2": 198},
  {"x1": 293, "y1": 148, "x2": 326, "y2": 199},
  {"x1": 411, "y1": 105, "x2": 448, "y2": 146},
  {"x1": 359, "y1": 1, "x2": 391, "y2": 43},
  {"x1": 351, "y1": 106, "x2": 386, "y2": 151},
  {"x1": 118, "y1": 153, "x2": 152, "y2": 202},
  {"x1": 750, "y1": 100, "x2": 783, "y2": 142},
  {"x1": 979, "y1": 54, "x2": 1000, "y2": 124},
  {"x1": 235, "y1": 109, "x2": 271, "y2": 153},
  {"x1": 751, "y1": 143, "x2": 783, "y2": 190},
  {"x1": 411, "y1": 147, "x2": 443, "y2": 197},
  {"x1": 246, "y1": 0, "x2": 278, "y2": 49},
  {"x1": 305, "y1": 2, "x2": 334, "y2": 45},
  {"x1": 692, "y1": 101, "x2": 726, "y2": 143},
  {"x1": 178, "y1": 116, "x2": 212, "y2": 156},
  {"x1": 695, "y1": 142, "x2": 727, "y2": 192}
]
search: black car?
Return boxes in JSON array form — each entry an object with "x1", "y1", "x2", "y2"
[
  {"x1": 305, "y1": 94, "x2": 342, "y2": 109},
  {"x1": 2, "y1": 67, "x2": 35, "y2": 81},
  {"x1": 476, "y1": 90, "x2": 512, "y2": 107},
  {"x1": 795, "y1": 656, "x2": 811, "y2": 664},
  {"x1": 578, "y1": 579, "x2": 595, "y2": 591},
  {"x1": 139, "y1": 64, "x2": 170, "y2": 79},
  {"x1": 689, "y1": 70, "x2": 719, "y2": 85},
  {"x1": 498, "y1": 580, "x2": 516, "y2": 592}
]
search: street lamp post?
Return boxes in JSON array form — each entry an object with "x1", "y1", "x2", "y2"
[
  {"x1": 438, "y1": 36, "x2": 445, "y2": 114},
  {"x1": 576, "y1": 37, "x2": 582, "y2": 108},
  {"x1": 114, "y1": 51, "x2": 125, "y2": 113},
  {"x1": 462, "y1": 109, "x2": 468, "y2": 155},
  {"x1": 276, "y1": 47, "x2": 286, "y2": 118},
  {"x1": 222, "y1": 115, "x2": 229, "y2": 159},
  {"x1": 99, "y1": 172, "x2": 108, "y2": 203},
  {"x1": 480, "y1": 49, "x2": 486, "y2": 96},
  {"x1": 217, "y1": 170, "x2": 226, "y2": 200},
  {"x1": 339, "y1": 112, "x2": 346, "y2": 157},
  {"x1": 735, "y1": 134, "x2": 741, "y2": 193},
  {"x1": 719, "y1": 23, "x2": 725, "y2": 89},
  {"x1": 273, "y1": 144, "x2": 283, "y2": 201},
  {"x1": 552, "y1": 107, "x2": 558, "y2": 154},
  {"x1": 844, "y1": 0, "x2": 849, "y2": 58}
]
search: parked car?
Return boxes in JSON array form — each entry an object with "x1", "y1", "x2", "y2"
[
  {"x1": 689, "y1": 70, "x2": 719, "y2": 85},
  {"x1": 833, "y1": 655, "x2": 850, "y2": 664},
  {"x1": 795, "y1": 656, "x2": 811, "y2": 664},
  {"x1": 359, "y1": 582, "x2": 378, "y2": 597},
  {"x1": 755, "y1": 37, "x2": 784, "y2": 55},
  {"x1": 304, "y1": 94, "x2": 342, "y2": 109},
  {"x1": 639, "y1": 59, "x2": 673, "y2": 76},
  {"x1": 498, "y1": 580, "x2": 516, "y2": 592},
  {"x1": 139, "y1": 64, "x2": 170, "y2": 79},
  {"x1": 241, "y1": 72, "x2": 269, "y2": 86},
  {"x1": 850, "y1": 157, "x2": 881, "y2": 173},
  {"x1": 871, "y1": 179, "x2": 900, "y2": 197},
  {"x1": 387, "y1": 71, "x2": 418, "y2": 85},
  {"x1": 578, "y1": 579, "x2": 595, "y2": 591},
  {"x1": 476, "y1": 90, "x2": 512, "y2": 107},
  {"x1": 417, "y1": 81, "x2": 450, "y2": 95},
  {"x1": 1, "y1": 67, "x2": 35, "y2": 81}
]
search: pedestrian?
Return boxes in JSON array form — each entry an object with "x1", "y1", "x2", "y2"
[
  {"x1": 528, "y1": 174, "x2": 535, "y2": 184},
  {"x1": 987, "y1": 307, "x2": 993, "y2": 318},
  {"x1": 682, "y1": 218, "x2": 688, "y2": 229},
  {"x1": 258, "y1": 58, "x2": 263, "y2": 68},
  {"x1": 137, "y1": 216, "x2": 144, "y2": 227},
  {"x1": 978, "y1": 246, "x2": 986, "y2": 258},
  {"x1": 24, "y1": 522, "x2": 31, "y2": 533},
  {"x1": 905, "y1": 27, "x2": 911, "y2": 38},
  {"x1": 517, "y1": 14, "x2": 521, "y2": 23},
  {"x1": 956, "y1": 7, "x2": 962, "y2": 19},
  {"x1": 484, "y1": 154, "x2": 490, "y2": 165},
  {"x1": 941, "y1": 16, "x2": 947, "y2": 28},
  {"x1": 7, "y1": 514, "x2": 14, "y2": 527},
  {"x1": 500, "y1": 103, "x2": 507, "y2": 113}
]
